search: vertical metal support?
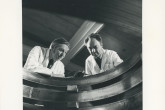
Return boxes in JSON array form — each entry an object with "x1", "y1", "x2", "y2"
[
  {"x1": 67, "y1": 85, "x2": 79, "y2": 109},
  {"x1": 67, "y1": 85, "x2": 78, "y2": 92}
]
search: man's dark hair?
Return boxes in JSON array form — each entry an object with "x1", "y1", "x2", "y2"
[
  {"x1": 85, "y1": 33, "x2": 103, "y2": 45},
  {"x1": 50, "y1": 38, "x2": 70, "y2": 49}
]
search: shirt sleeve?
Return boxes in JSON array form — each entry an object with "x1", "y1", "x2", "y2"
[
  {"x1": 24, "y1": 46, "x2": 52, "y2": 75},
  {"x1": 112, "y1": 52, "x2": 123, "y2": 67},
  {"x1": 51, "y1": 61, "x2": 65, "y2": 77},
  {"x1": 85, "y1": 59, "x2": 92, "y2": 76},
  {"x1": 24, "y1": 46, "x2": 42, "y2": 70}
]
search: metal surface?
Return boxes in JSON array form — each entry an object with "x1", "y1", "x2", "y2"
[
  {"x1": 23, "y1": 66, "x2": 142, "y2": 102},
  {"x1": 23, "y1": 92, "x2": 142, "y2": 110},
  {"x1": 79, "y1": 92, "x2": 142, "y2": 110}
]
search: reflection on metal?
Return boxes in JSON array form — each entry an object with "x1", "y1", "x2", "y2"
[
  {"x1": 23, "y1": 64, "x2": 142, "y2": 110},
  {"x1": 23, "y1": 66, "x2": 141, "y2": 102},
  {"x1": 67, "y1": 85, "x2": 78, "y2": 92}
]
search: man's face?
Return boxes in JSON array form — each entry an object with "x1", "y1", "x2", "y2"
[
  {"x1": 51, "y1": 44, "x2": 69, "y2": 61},
  {"x1": 86, "y1": 38, "x2": 103, "y2": 59}
]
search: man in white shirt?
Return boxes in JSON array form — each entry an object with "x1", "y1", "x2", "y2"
[
  {"x1": 24, "y1": 38, "x2": 70, "y2": 77},
  {"x1": 85, "y1": 33, "x2": 123, "y2": 75}
]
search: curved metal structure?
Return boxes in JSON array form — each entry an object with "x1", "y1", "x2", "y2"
[{"x1": 23, "y1": 46, "x2": 142, "y2": 110}]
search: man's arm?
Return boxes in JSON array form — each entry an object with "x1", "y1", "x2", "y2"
[
  {"x1": 112, "y1": 52, "x2": 123, "y2": 67},
  {"x1": 24, "y1": 46, "x2": 52, "y2": 76},
  {"x1": 51, "y1": 61, "x2": 65, "y2": 77},
  {"x1": 85, "y1": 59, "x2": 92, "y2": 76}
]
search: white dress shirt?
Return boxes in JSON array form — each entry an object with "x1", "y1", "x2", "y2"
[
  {"x1": 24, "y1": 46, "x2": 65, "y2": 77},
  {"x1": 85, "y1": 49, "x2": 123, "y2": 75}
]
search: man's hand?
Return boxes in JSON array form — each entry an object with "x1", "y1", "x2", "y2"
[{"x1": 74, "y1": 71, "x2": 85, "y2": 78}]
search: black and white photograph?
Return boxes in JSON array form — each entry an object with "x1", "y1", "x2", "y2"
[
  {"x1": 22, "y1": 0, "x2": 142, "y2": 110},
  {"x1": 1, "y1": 0, "x2": 165, "y2": 110}
]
